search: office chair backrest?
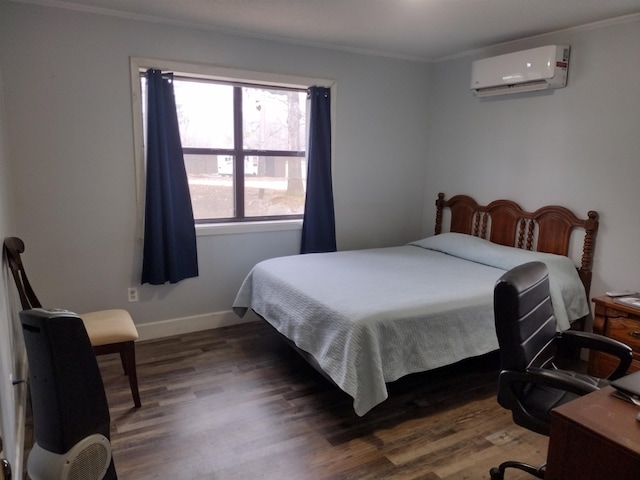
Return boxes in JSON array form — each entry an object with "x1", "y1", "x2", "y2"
[
  {"x1": 3, "y1": 237, "x2": 41, "y2": 310},
  {"x1": 493, "y1": 261, "x2": 557, "y2": 373}
]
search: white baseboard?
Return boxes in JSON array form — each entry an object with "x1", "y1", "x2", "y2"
[{"x1": 135, "y1": 309, "x2": 261, "y2": 342}]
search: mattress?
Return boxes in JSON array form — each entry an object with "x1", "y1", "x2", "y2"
[{"x1": 233, "y1": 233, "x2": 589, "y2": 416}]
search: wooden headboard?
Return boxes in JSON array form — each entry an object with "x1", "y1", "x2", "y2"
[{"x1": 434, "y1": 193, "x2": 599, "y2": 295}]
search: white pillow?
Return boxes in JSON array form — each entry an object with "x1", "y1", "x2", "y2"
[{"x1": 409, "y1": 233, "x2": 589, "y2": 330}]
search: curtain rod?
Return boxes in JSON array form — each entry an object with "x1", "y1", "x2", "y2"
[{"x1": 139, "y1": 69, "x2": 309, "y2": 93}]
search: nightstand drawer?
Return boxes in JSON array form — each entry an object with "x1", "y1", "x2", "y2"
[
  {"x1": 590, "y1": 351, "x2": 640, "y2": 378},
  {"x1": 603, "y1": 316, "x2": 640, "y2": 351},
  {"x1": 589, "y1": 296, "x2": 640, "y2": 378}
]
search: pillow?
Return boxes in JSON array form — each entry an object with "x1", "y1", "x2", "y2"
[
  {"x1": 410, "y1": 232, "x2": 510, "y2": 267},
  {"x1": 409, "y1": 233, "x2": 589, "y2": 330}
]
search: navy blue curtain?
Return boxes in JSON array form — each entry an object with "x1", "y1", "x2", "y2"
[
  {"x1": 141, "y1": 69, "x2": 198, "y2": 285},
  {"x1": 300, "y1": 87, "x2": 336, "y2": 254}
]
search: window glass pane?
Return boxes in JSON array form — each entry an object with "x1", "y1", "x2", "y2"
[
  {"x1": 184, "y1": 154, "x2": 234, "y2": 220},
  {"x1": 243, "y1": 87, "x2": 307, "y2": 151},
  {"x1": 174, "y1": 80, "x2": 234, "y2": 149},
  {"x1": 139, "y1": 69, "x2": 310, "y2": 223},
  {"x1": 244, "y1": 156, "x2": 306, "y2": 217}
]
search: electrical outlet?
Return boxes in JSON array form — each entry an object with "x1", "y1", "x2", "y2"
[{"x1": 128, "y1": 287, "x2": 139, "y2": 302}]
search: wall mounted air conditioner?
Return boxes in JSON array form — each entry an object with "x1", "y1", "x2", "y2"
[{"x1": 470, "y1": 45, "x2": 570, "y2": 97}]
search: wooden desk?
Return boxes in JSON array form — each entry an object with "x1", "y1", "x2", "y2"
[{"x1": 546, "y1": 386, "x2": 640, "y2": 480}]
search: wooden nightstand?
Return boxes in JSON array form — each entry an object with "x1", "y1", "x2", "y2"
[{"x1": 589, "y1": 295, "x2": 640, "y2": 377}]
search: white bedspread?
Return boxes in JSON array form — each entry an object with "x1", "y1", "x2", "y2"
[{"x1": 232, "y1": 233, "x2": 589, "y2": 416}]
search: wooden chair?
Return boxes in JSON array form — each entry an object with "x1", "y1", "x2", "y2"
[{"x1": 3, "y1": 237, "x2": 141, "y2": 408}]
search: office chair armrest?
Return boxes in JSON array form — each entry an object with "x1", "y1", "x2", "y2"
[
  {"x1": 519, "y1": 368, "x2": 600, "y2": 396},
  {"x1": 558, "y1": 330, "x2": 632, "y2": 380},
  {"x1": 499, "y1": 368, "x2": 599, "y2": 408},
  {"x1": 498, "y1": 368, "x2": 600, "y2": 436}
]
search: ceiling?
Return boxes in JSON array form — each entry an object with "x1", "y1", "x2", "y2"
[{"x1": 14, "y1": 0, "x2": 640, "y2": 61}]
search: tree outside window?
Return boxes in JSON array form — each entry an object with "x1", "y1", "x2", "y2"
[{"x1": 142, "y1": 75, "x2": 308, "y2": 222}]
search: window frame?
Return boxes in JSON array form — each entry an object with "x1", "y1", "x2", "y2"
[{"x1": 129, "y1": 57, "x2": 335, "y2": 237}]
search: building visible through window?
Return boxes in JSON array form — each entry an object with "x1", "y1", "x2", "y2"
[{"x1": 141, "y1": 75, "x2": 308, "y2": 223}]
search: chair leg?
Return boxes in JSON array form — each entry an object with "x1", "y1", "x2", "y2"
[
  {"x1": 119, "y1": 349, "x2": 127, "y2": 376},
  {"x1": 490, "y1": 461, "x2": 545, "y2": 479},
  {"x1": 121, "y1": 341, "x2": 141, "y2": 408}
]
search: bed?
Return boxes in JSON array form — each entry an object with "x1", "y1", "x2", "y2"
[{"x1": 232, "y1": 193, "x2": 600, "y2": 416}]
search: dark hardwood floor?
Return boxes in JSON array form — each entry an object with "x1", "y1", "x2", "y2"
[{"x1": 95, "y1": 321, "x2": 547, "y2": 479}]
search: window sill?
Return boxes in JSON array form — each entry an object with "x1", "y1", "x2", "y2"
[{"x1": 196, "y1": 219, "x2": 303, "y2": 236}]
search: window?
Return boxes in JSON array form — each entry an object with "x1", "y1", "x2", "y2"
[{"x1": 140, "y1": 74, "x2": 308, "y2": 223}]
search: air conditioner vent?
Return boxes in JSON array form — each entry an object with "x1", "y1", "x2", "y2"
[{"x1": 471, "y1": 45, "x2": 570, "y2": 97}]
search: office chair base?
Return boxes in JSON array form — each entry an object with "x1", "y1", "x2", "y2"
[{"x1": 490, "y1": 461, "x2": 545, "y2": 479}]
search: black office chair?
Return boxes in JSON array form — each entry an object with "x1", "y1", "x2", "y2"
[{"x1": 489, "y1": 261, "x2": 632, "y2": 480}]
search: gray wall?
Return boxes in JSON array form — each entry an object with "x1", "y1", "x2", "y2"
[
  {"x1": 424, "y1": 17, "x2": 640, "y2": 303},
  {"x1": 1, "y1": 4, "x2": 638, "y2": 338},
  {"x1": 1, "y1": 1, "x2": 639, "y2": 473},
  {"x1": 0, "y1": 64, "x2": 27, "y2": 479},
  {"x1": 0, "y1": 2, "x2": 430, "y2": 329}
]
